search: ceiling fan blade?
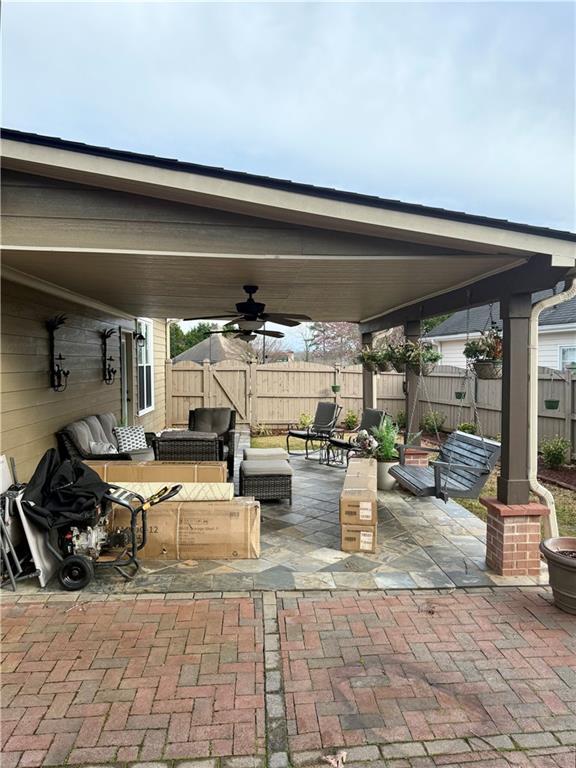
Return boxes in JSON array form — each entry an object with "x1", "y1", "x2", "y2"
[
  {"x1": 260, "y1": 315, "x2": 301, "y2": 328},
  {"x1": 182, "y1": 313, "x2": 240, "y2": 321},
  {"x1": 254, "y1": 329, "x2": 285, "y2": 338},
  {"x1": 262, "y1": 313, "x2": 311, "y2": 324}
]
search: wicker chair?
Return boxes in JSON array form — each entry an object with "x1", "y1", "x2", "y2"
[
  {"x1": 187, "y1": 408, "x2": 236, "y2": 477},
  {"x1": 286, "y1": 402, "x2": 342, "y2": 458}
]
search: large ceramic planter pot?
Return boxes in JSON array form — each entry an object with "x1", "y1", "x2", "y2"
[
  {"x1": 540, "y1": 537, "x2": 576, "y2": 615},
  {"x1": 377, "y1": 460, "x2": 398, "y2": 491},
  {"x1": 473, "y1": 360, "x2": 502, "y2": 379}
]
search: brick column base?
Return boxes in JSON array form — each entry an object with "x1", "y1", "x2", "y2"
[
  {"x1": 404, "y1": 448, "x2": 430, "y2": 467},
  {"x1": 480, "y1": 497, "x2": 548, "y2": 576}
]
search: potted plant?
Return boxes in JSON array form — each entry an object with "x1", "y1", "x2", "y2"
[
  {"x1": 544, "y1": 399, "x2": 560, "y2": 410},
  {"x1": 455, "y1": 390, "x2": 466, "y2": 400},
  {"x1": 405, "y1": 341, "x2": 442, "y2": 375},
  {"x1": 370, "y1": 418, "x2": 399, "y2": 490},
  {"x1": 540, "y1": 538, "x2": 576, "y2": 615},
  {"x1": 359, "y1": 346, "x2": 379, "y2": 373},
  {"x1": 464, "y1": 327, "x2": 503, "y2": 379},
  {"x1": 331, "y1": 384, "x2": 341, "y2": 393},
  {"x1": 387, "y1": 342, "x2": 410, "y2": 373},
  {"x1": 375, "y1": 345, "x2": 394, "y2": 373}
]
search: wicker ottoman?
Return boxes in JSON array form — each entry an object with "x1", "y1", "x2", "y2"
[
  {"x1": 240, "y1": 460, "x2": 293, "y2": 503},
  {"x1": 243, "y1": 447, "x2": 290, "y2": 462}
]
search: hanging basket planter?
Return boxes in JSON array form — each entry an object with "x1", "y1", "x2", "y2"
[
  {"x1": 392, "y1": 362, "x2": 406, "y2": 373},
  {"x1": 407, "y1": 361, "x2": 437, "y2": 376},
  {"x1": 455, "y1": 391, "x2": 466, "y2": 400},
  {"x1": 545, "y1": 399, "x2": 560, "y2": 411},
  {"x1": 377, "y1": 361, "x2": 394, "y2": 373},
  {"x1": 331, "y1": 384, "x2": 341, "y2": 393},
  {"x1": 473, "y1": 360, "x2": 502, "y2": 380}
]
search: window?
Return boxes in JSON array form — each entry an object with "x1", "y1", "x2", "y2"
[
  {"x1": 559, "y1": 346, "x2": 576, "y2": 370},
  {"x1": 137, "y1": 319, "x2": 154, "y2": 414}
]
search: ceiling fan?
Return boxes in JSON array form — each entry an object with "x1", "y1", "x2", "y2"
[
  {"x1": 184, "y1": 285, "x2": 311, "y2": 329},
  {"x1": 208, "y1": 327, "x2": 285, "y2": 342}
]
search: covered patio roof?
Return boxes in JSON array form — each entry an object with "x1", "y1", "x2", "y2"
[{"x1": 2, "y1": 128, "x2": 575, "y2": 323}]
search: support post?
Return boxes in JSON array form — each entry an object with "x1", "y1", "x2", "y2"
[
  {"x1": 404, "y1": 319, "x2": 421, "y2": 445},
  {"x1": 361, "y1": 332, "x2": 377, "y2": 410},
  {"x1": 497, "y1": 293, "x2": 531, "y2": 505}
]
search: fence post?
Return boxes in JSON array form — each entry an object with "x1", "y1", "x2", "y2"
[
  {"x1": 565, "y1": 370, "x2": 574, "y2": 455},
  {"x1": 202, "y1": 360, "x2": 211, "y2": 408},
  {"x1": 249, "y1": 360, "x2": 258, "y2": 427},
  {"x1": 165, "y1": 361, "x2": 173, "y2": 427},
  {"x1": 334, "y1": 366, "x2": 343, "y2": 414}
]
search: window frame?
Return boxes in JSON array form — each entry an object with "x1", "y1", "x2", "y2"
[
  {"x1": 136, "y1": 318, "x2": 155, "y2": 416},
  {"x1": 558, "y1": 344, "x2": 576, "y2": 370}
]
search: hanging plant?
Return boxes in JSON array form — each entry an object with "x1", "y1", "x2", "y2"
[
  {"x1": 464, "y1": 327, "x2": 503, "y2": 379},
  {"x1": 395, "y1": 341, "x2": 442, "y2": 375},
  {"x1": 331, "y1": 384, "x2": 341, "y2": 393},
  {"x1": 544, "y1": 399, "x2": 560, "y2": 411},
  {"x1": 455, "y1": 391, "x2": 466, "y2": 400}
]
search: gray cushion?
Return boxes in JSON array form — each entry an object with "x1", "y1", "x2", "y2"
[
  {"x1": 97, "y1": 412, "x2": 118, "y2": 445},
  {"x1": 83, "y1": 415, "x2": 109, "y2": 444},
  {"x1": 241, "y1": 460, "x2": 293, "y2": 477},
  {"x1": 65, "y1": 420, "x2": 93, "y2": 454},
  {"x1": 193, "y1": 408, "x2": 232, "y2": 436},
  {"x1": 128, "y1": 447, "x2": 156, "y2": 462},
  {"x1": 243, "y1": 448, "x2": 289, "y2": 461}
]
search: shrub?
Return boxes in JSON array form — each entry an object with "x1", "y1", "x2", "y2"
[
  {"x1": 298, "y1": 412, "x2": 314, "y2": 429},
  {"x1": 344, "y1": 410, "x2": 359, "y2": 430},
  {"x1": 252, "y1": 423, "x2": 272, "y2": 437},
  {"x1": 371, "y1": 418, "x2": 399, "y2": 462},
  {"x1": 540, "y1": 436, "x2": 570, "y2": 470},
  {"x1": 396, "y1": 411, "x2": 406, "y2": 429},
  {"x1": 457, "y1": 422, "x2": 477, "y2": 434},
  {"x1": 421, "y1": 410, "x2": 446, "y2": 433}
]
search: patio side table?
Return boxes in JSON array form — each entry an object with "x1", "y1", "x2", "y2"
[{"x1": 154, "y1": 430, "x2": 221, "y2": 462}]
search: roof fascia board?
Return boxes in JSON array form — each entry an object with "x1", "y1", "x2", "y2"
[
  {"x1": 1, "y1": 264, "x2": 136, "y2": 320},
  {"x1": 3, "y1": 138, "x2": 576, "y2": 261}
]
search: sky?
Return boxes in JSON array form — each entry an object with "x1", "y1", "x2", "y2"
[{"x1": 2, "y1": 1, "x2": 574, "y2": 348}]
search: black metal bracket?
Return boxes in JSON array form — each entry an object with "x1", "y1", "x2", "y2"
[
  {"x1": 46, "y1": 315, "x2": 70, "y2": 392},
  {"x1": 100, "y1": 328, "x2": 117, "y2": 385}
]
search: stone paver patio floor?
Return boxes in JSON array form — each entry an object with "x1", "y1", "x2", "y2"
[{"x1": 2, "y1": 587, "x2": 575, "y2": 768}]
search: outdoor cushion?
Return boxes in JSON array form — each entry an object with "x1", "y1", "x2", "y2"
[
  {"x1": 243, "y1": 448, "x2": 289, "y2": 461},
  {"x1": 128, "y1": 447, "x2": 156, "y2": 462},
  {"x1": 97, "y1": 412, "x2": 118, "y2": 446},
  {"x1": 89, "y1": 441, "x2": 118, "y2": 455},
  {"x1": 192, "y1": 408, "x2": 232, "y2": 436},
  {"x1": 114, "y1": 425, "x2": 148, "y2": 452},
  {"x1": 240, "y1": 460, "x2": 293, "y2": 477},
  {"x1": 65, "y1": 420, "x2": 93, "y2": 454},
  {"x1": 83, "y1": 415, "x2": 110, "y2": 445}
]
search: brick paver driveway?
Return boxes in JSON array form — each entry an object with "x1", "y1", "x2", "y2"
[{"x1": 2, "y1": 588, "x2": 575, "y2": 767}]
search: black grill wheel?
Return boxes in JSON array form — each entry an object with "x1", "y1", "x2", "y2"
[{"x1": 57, "y1": 555, "x2": 94, "y2": 591}]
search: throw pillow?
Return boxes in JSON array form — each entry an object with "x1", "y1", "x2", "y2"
[
  {"x1": 89, "y1": 441, "x2": 118, "y2": 455},
  {"x1": 113, "y1": 425, "x2": 148, "y2": 452}
]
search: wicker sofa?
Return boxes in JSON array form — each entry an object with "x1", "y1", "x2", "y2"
[{"x1": 57, "y1": 412, "x2": 156, "y2": 462}]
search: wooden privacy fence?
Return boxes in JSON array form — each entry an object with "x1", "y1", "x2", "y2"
[{"x1": 166, "y1": 360, "x2": 576, "y2": 456}]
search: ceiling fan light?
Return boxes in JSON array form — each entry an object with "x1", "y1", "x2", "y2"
[
  {"x1": 236, "y1": 319, "x2": 264, "y2": 331},
  {"x1": 238, "y1": 332, "x2": 257, "y2": 342}
]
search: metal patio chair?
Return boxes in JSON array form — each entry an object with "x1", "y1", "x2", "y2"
[
  {"x1": 324, "y1": 408, "x2": 387, "y2": 467},
  {"x1": 286, "y1": 402, "x2": 342, "y2": 459}
]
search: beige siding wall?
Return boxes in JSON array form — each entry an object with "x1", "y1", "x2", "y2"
[{"x1": 0, "y1": 279, "x2": 166, "y2": 481}]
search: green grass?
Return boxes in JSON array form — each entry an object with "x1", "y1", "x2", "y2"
[{"x1": 251, "y1": 434, "x2": 576, "y2": 537}]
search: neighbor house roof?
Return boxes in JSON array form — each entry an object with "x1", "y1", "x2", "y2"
[
  {"x1": 427, "y1": 289, "x2": 576, "y2": 338},
  {"x1": 3, "y1": 127, "x2": 576, "y2": 243},
  {"x1": 172, "y1": 334, "x2": 253, "y2": 364}
]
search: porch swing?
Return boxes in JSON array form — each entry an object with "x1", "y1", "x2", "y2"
[{"x1": 389, "y1": 298, "x2": 501, "y2": 501}]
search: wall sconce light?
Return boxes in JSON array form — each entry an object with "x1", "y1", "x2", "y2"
[
  {"x1": 100, "y1": 328, "x2": 117, "y2": 385},
  {"x1": 133, "y1": 331, "x2": 146, "y2": 348},
  {"x1": 46, "y1": 315, "x2": 70, "y2": 392}
]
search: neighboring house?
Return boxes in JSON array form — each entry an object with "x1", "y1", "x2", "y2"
[
  {"x1": 427, "y1": 291, "x2": 576, "y2": 369},
  {"x1": 173, "y1": 334, "x2": 253, "y2": 364}
]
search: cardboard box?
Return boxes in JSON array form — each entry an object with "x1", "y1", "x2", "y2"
[
  {"x1": 341, "y1": 524, "x2": 377, "y2": 554},
  {"x1": 116, "y1": 481, "x2": 234, "y2": 502},
  {"x1": 86, "y1": 460, "x2": 227, "y2": 483},
  {"x1": 346, "y1": 457, "x2": 377, "y2": 477},
  {"x1": 109, "y1": 498, "x2": 260, "y2": 560},
  {"x1": 339, "y1": 489, "x2": 377, "y2": 525}
]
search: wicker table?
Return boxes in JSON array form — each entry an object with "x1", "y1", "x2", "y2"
[{"x1": 155, "y1": 430, "x2": 221, "y2": 462}]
